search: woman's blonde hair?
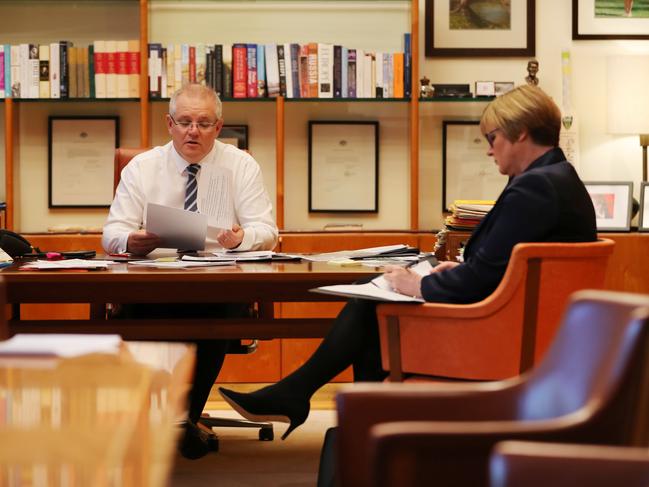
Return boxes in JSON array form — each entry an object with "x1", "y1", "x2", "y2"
[{"x1": 480, "y1": 85, "x2": 561, "y2": 147}]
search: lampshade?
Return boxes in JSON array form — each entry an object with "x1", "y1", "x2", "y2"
[{"x1": 607, "y1": 56, "x2": 649, "y2": 135}]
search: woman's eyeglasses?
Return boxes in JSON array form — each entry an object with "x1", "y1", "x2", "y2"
[
  {"x1": 484, "y1": 128, "x2": 500, "y2": 148},
  {"x1": 169, "y1": 115, "x2": 218, "y2": 132}
]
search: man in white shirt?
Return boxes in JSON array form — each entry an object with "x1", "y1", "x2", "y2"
[{"x1": 103, "y1": 83, "x2": 278, "y2": 459}]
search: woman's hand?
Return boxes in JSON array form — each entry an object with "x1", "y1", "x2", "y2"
[{"x1": 383, "y1": 265, "x2": 423, "y2": 298}]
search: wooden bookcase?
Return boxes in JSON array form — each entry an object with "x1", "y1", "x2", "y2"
[{"x1": 2, "y1": 0, "x2": 421, "y2": 232}]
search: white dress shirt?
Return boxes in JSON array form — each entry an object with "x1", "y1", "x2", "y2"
[{"x1": 102, "y1": 140, "x2": 278, "y2": 253}]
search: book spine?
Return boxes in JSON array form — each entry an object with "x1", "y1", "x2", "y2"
[
  {"x1": 29, "y1": 44, "x2": 39, "y2": 98},
  {"x1": 232, "y1": 43, "x2": 247, "y2": 98},
  {"x1": 256, "y1": 44, "x2": 266, "y2": 97},
  {"x1": 205, "y1": 45, "x2": 213, "y2": 89},
  {"x1": 264, "y1": 43, "x2": 279, "y2": 98},
  {"x1": 166, "y1": 43, "x2": 175, "y2": 95},
  {"x1": 222, "y1": 44, "x2": 232, "y2": 98},
  {"x1": 116, "y1": 40, "x2": 129, "y2": 98},
  {"x1": 333, "y1": 45, "x2": 341, "y2": 98},
  {"x1": 189, "y1": 45, "x2": 196, "y2": 83},
  {"x1": 404, "y1": 33, "x2": 411, "y2": 99},
  {"x1": 127, "y1": 40, "x2": 140, "y2": 98},
  {"x1": 173, "y1": 43, "x2": 182, "y2": 93},
  {"x1": 88, "y1": 44, "x2": 95, "y2": 98},
  {"x1": 214, "y1": 44, "x2": 223, "y2": 96},
  {"x1": 356, "y1": 48, "x2": 364, "y2": 98},
  {"x1": 341, "y1": 47, "x2": 348, "y2": 98},
  {"x1": 386, "y1": 53, "x2": 393, "y2": 98},
  {"x1": 276, "y1": 44, "x2": 286, "y2": 97},
  {"x1": 181, "y1": 44, "x2": 189, "y2": 87},
  {"x1": 393, "y1": 52, "x2": 404, "y2": 98},
  {"x1": 347, "y1": 49, "x2": 356, "y2": 98},
  {"x1": 105, "y1": 40, "x2": 117, "y2": 98},
  {"x1": 0, "y1": 48, "x2": 4, "y2": 98},
  {"x1": 289, "y1": 43, "x2": 300, "y2": 98},
  {"x1": 80, "y1": 46, "x2": 89, "y2": 98},
  {"x1": 195, "y1": 43, "x2": 205, "y2": 85},
  {"x1": 307, "y1": 42, "x2": 318, "y2": 98},
  {"x1": 317, "y1": 43, "x2": 333, "y2": 98},
  {"x1": 375, "y1": 51, "x2": 383, "y2": 99},
  {"x1": 59, "y1": 42, "x2": 69, "y2": 99},
  {"x1": 160, "y1": 46, "x2": 168, "y2": 98},
  {"x1": 3, "y1": 45, "x2": 10, "y2": 98},
  {"x1": 298, "y1": 44, "x2": 309, "y2": 98},
  {"x1": 93, "y1": 40, "x2": 106, "y2": 98},
  {"x1": 246, "y1": 44, "x2": 257, "y2": 98},
  {"x1": 148, "y1": 43, "x2": 162, "y2": 98},
  {"x1": 68, "y1": 46, "x2": 78, "y2": 98}
]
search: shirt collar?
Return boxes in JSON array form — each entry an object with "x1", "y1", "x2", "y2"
[{"x1": 170, "y1": 141, "x2": 218, "y2": 174}]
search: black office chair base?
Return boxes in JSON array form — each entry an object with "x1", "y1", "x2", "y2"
[{"x1": 200, "y1": 413, "x2": 275, "y2": 441}]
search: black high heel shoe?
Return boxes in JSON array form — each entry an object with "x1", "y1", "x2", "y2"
[{"x1": 219, "y1": 387, "x2": 310, "y2": 440}]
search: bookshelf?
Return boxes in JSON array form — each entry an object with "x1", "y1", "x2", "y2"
[{"x1": 1, "y1": 0, "x2": 420, "y2": 232}]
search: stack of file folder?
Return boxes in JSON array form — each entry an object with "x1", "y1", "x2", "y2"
[{"x1": 444, "y1": 200, "x2": 494, "y2": 231}]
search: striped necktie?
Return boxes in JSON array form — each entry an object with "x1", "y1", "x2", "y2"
[{"x1": 184, "y1": 164, "x2": 200, "y2": 212}]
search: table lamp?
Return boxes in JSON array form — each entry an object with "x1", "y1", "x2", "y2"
[{"x1": 607, "y1": 56, "x2": 649, "y2": 181}]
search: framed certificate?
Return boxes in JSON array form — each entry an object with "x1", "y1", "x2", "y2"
[
  {"x1": 442, "y1": 120, "x2": 506, "y2": 211},
  {"x1": 308, "y1": 121, "x2": 379, "y2": 213},
  {"x1": 48, "y1": 116, "x2": 119, "y2": 208}
]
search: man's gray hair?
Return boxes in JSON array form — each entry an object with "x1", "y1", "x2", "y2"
[{"x1": 169, "y1": 83, "x2": 222, "y2": 120}]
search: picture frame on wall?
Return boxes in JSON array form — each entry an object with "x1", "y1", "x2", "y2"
[
  {"x1": 48, "y1": 116, "x2": 119, "y2": 208},
  {"x1": 584, "y1": 181, "x2": 633, "y2": 232},
  {"x1": 425, "y1": 0, "x2": 536, "y2": 57},
  {"x1": 572, "y1": 0, "x2": 649, "y2": 40},
  {"x1": 308, "y1": 121, "x2": 379, "y2": 213},
  {"x1": 639, "y1": 182, "x2": 649, "y2": 232},
  {"x1": 218, "y1": 125, "x2": 248, "y2": 150},
  {"x1": 442, "y1": 121, "x2": 506, "y2": 212}
]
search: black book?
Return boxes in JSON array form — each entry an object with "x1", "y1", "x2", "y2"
[
  {"x1": 277, "y1": 44, "x2": 286, "y2": 97},
  {"x1": 333, "y1": 45, "x2": 342, "y2": 98},
  {"x1": 214, "y1": 45, "x2": 223, "y2": 96},
  {"x1": 59, "y1": 41, "x2": 71, "y2": 99}
]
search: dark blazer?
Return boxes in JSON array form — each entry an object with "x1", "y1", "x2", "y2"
[{"x1": 421, "y1": 147, "x2": 597, "y2": 304}]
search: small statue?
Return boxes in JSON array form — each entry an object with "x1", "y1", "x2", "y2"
[
  {"x1": 525, "y1": 59, "x2": 539, "y2": 86},
  {"x1": 420, "y1": 76, "x2": 434, "y2": 98}
]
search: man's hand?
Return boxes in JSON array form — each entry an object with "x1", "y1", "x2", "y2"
[
  {"x1": 127, "y1": 230, "x2": 161, "y2": 256},
  {"x1": 430, "y1": 261, "x2": 460, "y2": 274},
  {"x1": 217, "y1": 223, "x2": 244, "y2": 249},
  {"x1": 383, "y1": 265, "x2": 423, "y2": 298}
]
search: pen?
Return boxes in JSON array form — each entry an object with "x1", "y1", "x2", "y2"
[{"x1": 404, "y1": 253, "x2": 438, "y2": 269}]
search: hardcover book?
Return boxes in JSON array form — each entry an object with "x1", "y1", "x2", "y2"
[
  {"x1": 93, "y1": 40, "x2": 107, "y2": 98},
  {"x1": 298, "y1": 44, "x2": 309, "y2": 98},
  {"x1": 59, "y1": 41, "x2": 71, "y2": 99},
  {"x1": 404, "y1": 33, "x2": 411, "y2": 98},
  {"x1": 347, "y1": 49, "x2": 356, "y2": 98},
  {"x1": 105, "y1": 40, "x2": 118, "y2": 98},
  {"x1": 214, "y1": 44, "x2": 223, "y2": 96},
  {"x1": 264, "y1": 43, "x2": 279, "y2": 98},
  {"x1": 333, "y1": 45, "x2": 341, "y2": 98},
  {"x1": 148, "y1": 43, "x2": 162, "y2": 98},
  {"x1": 0, "y1": 48, "x2": 5, "y2": 98},
  {"x1": 307, "y1": 42, "x2": 318, "y2": 98},
  {"x1": 246, "y1": 44, "x2": 257, "y2": 98},
  {"x1": 288, "y1": 43, "x2": 300, "y2": 98},
  {"x1": 67, "y1": 45, "x2": 78, "y2": 98},
  {"x1": 256, "y1": 44, "x2": 266, "y2": 97},
  {"x1": 196, "y1": 43, "x2": 206, "y2": 85},
  {"x1": 277, "y1": 44, "x2": 287, "y2": 97},
  {"x1": 317, "y1": 43, "x2": 333, "y2": 98},
  {"x1": 189, "y1": 45, "x2": 196, "y2": 83},
  {"x1": 232, "y1": 43, "x2": 247, "y2": 98},
  {"x1": 222, "y1": 43, "x2": 232, "y2": 98},
  {"x1": 117, "y1": 40, "x2": 129, "y2": 98},
  {"x1": 127, "y1": 40, "x2": 140, "y2": 98}
]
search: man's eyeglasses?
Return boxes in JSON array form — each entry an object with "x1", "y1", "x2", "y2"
[
  {"x1": 484, "y1": 128, "x2": 500, "y2": 148},
  {"x1": 169, "y1": 115, "x2": 218, "y2": 132}
]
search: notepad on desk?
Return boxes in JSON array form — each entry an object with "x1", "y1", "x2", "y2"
[{"x1": 312, "y1": 259, "x2": 435, "y2": 303}]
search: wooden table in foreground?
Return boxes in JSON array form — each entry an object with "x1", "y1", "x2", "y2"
[
  {"x1": 1, "y1": 260, "x2": 378, "y2": 340},
  {"x1": 0, "y1": 341, "x2": 194, "y2": 487}
]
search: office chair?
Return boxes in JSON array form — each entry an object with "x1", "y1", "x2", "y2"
[
  {"x1": 335, "y1": 290, "x2": 649, "y2": 487},
  {"x1": 377, "y1": 239, "x2": 615, "y2": 381},
  {"x1": 114, "y1": 147, "x2": 274, "y2": 441},
  {"x1": 490, "y1": 441, "x2": 649, "y2": 487}
]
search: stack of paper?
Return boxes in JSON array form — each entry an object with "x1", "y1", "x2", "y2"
[
  {"x1": 445, "y1": 200, "x2": 494, "y2": 231},
  {"x1": 0, "y1": 334, "x2": 122, "y2": 357},
  {"x1": 21, "y1": 259, "x2": 112, "y2": 270}
]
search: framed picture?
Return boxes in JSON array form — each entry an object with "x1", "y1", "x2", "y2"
[
  {"x1": 639, "y1": 182, "x2": 649, "y2": 232},
  {"x1": 442, "y1": 121, "x2": 506, "y2": 212},
  {"x1": 425, "y1": 0, "x2": 536, "y2": 57},
  {"x1": 308, "y1": 121, "x2": 379, "y2": 213},
  {"x1": 495, "y1": 81, "x2": 515, "y2": 96},
  {"x1": 218, "y1": 125, "x2": 248, "y2": 150},
  {"x1": 48, "y1": 116, "x2": 119, "y2": 208},
  {"x1": 584, "y1": 181, "x2": 633, "y2": 232},
  {"x1": 573, "y1": 0, "x2": 649, "y2": 40}
]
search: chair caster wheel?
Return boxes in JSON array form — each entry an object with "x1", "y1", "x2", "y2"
[{"x1": 259, "y1": 426, "x2": 274, "y2": 441}]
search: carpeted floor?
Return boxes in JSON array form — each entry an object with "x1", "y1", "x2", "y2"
[
  {"x1": 170, "y1": 384, "x2": 343, "y2": 487},
  {"x1": 170, "y1": 409, "x2": 336, "y2": 487}
]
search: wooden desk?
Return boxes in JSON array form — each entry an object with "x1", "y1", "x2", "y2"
[
  {"x1": 1, "y1": 260, "x2": 378, "y2": 341},
  {"x1": 0, "y1": 341, "x2": 194, "y2": 487}
]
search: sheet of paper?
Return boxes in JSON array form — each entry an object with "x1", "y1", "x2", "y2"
[
  {"x1": 146, "y1": 203, "x2": 207, "y2": 250},
  {"x1": 0, "y1": 334, "x2": 122, "y2": 357},
  {"x1": 128, "y1": 259, "x2": 235, "y2": 268},
  {"x1": 198, "y1": 164, "x2": 234, "y2": 231},
  {"x1": 21, "y1": 259, "x2": 112, "y2": 270},
  {"x1": 300, "y1": 244, "x2": 408, "y2": 262}
]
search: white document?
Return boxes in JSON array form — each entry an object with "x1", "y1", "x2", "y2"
[
  {"x1": 198, "y1": 164, "x2": 234, "y2": 231},
  {"x1": 0, "y1": 334, "x2": 122, "y2": 357},
  {"x1": 146, "y1": 203, "x2": 207, "y2": 250},
  {"x1": 312, "y1": 260, "x2": 434, "y2": 303},
  {"x1": 129, "y1": 259, "x2": 234, "y2": 268},
  {"x1": 21, "y1": 259, "x2": 112, "y2": 270},
  {"x1": 301, "y1": 244, "x2": 408, "y2": 262}
]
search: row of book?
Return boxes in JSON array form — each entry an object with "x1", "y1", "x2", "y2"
[
  {"x1": 0, "y1": 41, "x2": 140, "y2": 99},
  {"x1": 149, "y1": 35, "x2": 412, "y2": 99},
  {"x1": 0, "y1": 35, "x2": 412, "y2": 100}
]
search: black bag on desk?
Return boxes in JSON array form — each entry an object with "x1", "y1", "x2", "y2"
[{"x1": 0, "y1": 230, "x2": 33, "y2": 257}]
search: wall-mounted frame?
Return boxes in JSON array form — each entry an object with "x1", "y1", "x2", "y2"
[
  {"x1": 442, "y1": 121, "x2": 506, "y2": 212},
  {"x1": 425, "y1": 0, "x2": 536, "y2": 57},
  {"x1": 584, "y1": 181, "x2": 633, "y2": 232},
  {"x1": 639, "y1": 182, "x2": 649, "y2": 232},
  {"x1": 218, "y1": 124, "x2": 248, "y2": 150},
  {"x1": 572, "y1": 0, "x2": 649, "y2": 40},
  {"x1": 308, "y1": 121, "x2": 379, "y2": 213},
  {"x1": 48, "y1": 116, "x2": 119, "y2": 208}
]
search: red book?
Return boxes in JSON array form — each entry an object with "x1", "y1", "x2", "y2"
[
  {"x1": 189, "y1": 45, "x2": 196, "y2": 83},
  {"x1": 232, "y1": 43, "x2": 247, "y2": 98}
]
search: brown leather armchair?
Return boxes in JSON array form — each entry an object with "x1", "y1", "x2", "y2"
[
  {"x1": 336, "y1": 290, "x2": 649, "y2": 487},
  {"x1": 377, "y1": 240, "x2": 615, "y2": 381},
  {"x1": 490, "y1": 441, "x2": 649, "y2": 487}
]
